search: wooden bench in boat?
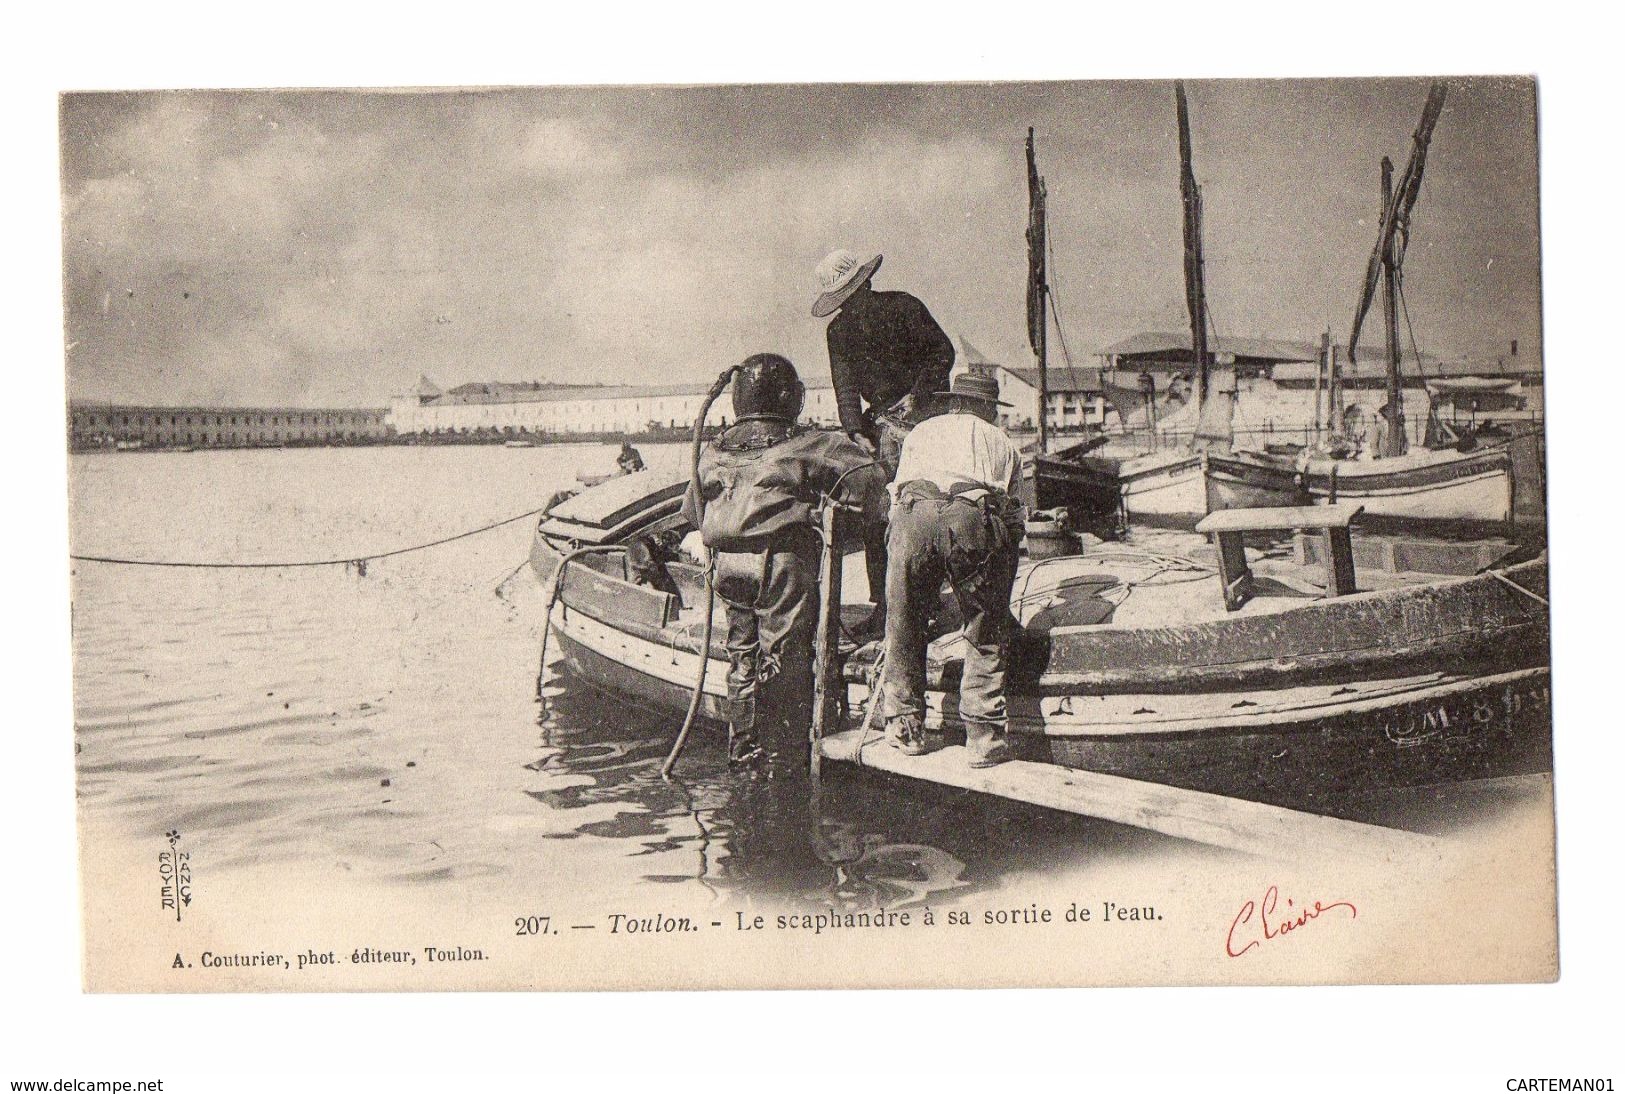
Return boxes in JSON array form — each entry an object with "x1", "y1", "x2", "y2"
[{"x1": 1195, "y1": 503, "x2": 1364, "y2": 611}]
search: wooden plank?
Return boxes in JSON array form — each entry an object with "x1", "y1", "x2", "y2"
[
  {"x1": 558, "y1": 558, "x2": 679, "y2": 629},
  {"x1": 817, "y1": 729, "x2": 1446, "y2": 862},
  {"x1": 809, "y1": 504, "x2": 844, "y2": 779},
  {"x1": 1196, "y1": 503, "x2": 1363, "y2": 534},
  {"x1": 1213, "y1": 531, "x2": 1254, "y2": 611},
  {"x1": 1325, "y1": 526, "x2": 1357, "y2": 596},
  {"x1": 545, "y1": 467, "x2": 687, "y2": 529}
]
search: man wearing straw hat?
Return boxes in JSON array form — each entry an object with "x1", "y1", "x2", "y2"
[
  {"x1": 812, "y1": 249, "x2": 955, "y2": 639},
  {"x1": 878, "y1": 372, "x2": 1024, "y2": 767}
]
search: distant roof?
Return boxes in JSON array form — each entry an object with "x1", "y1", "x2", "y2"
[
  {"x1": 67, "y1": 401, "x2": 386, "y2": 415},
  {"x1": 444, "y1": 379, "x2": 579, "y2": 398},
  {"x1": 1101, "y1": 332, "x2": 1325, "y2": 363},
  {"x1": 996, "y1": 365, "x2": 1104, "y2": 393},
  {"x1": 957, "y1": 336, "x2": 994, "y2": 366},
  {"x1": 425, "y1": 374, "x2": 834, "y2": 406},
  {"x1": 1272, "y1": 355, "x2": 1526, "y2": 384},
  {"x1": 413, "y1": 374, "x2": 442, "y2": 397}
]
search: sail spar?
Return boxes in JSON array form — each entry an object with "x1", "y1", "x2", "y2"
[
  {"x1": 1176, "y1": 82, "x2": 1232, "y2": 450},
  {"x1": 1026, "y1": 127, "x2": 1047, "y2": 356},
  {"x1": 1026, "y1": 127, "x2": 1049, "y2": 450},
  {"x1": 1348, "y1": 82, "x2": 1448, "y2": 366}
]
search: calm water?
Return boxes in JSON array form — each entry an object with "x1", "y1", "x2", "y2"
[{"x1": 71, "y1": 444, "x2": 1202, "y2": 915}]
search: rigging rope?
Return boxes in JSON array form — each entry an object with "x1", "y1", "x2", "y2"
[
  {"x1": 1397, "y1": 277, "x2": 1430, "y2": 383},
  {"x1": 1043, "y1": 227, "x2": 1076, "y2": 370},
  {"x1": 69, "y1": 505, "x2": 548, "y2": 570}
]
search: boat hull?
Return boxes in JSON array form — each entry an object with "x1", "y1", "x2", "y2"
[
  {"x1": 1032, "y1": 452, "x2": 1122, "y2": 519},
  {"x1": 543, "y1": 584, "x2": 1550, "y2": 796},
  {"x1": 1037, "y1": 667, "x2": 1551, "y2": 802},
  {"x1": 528, "y1": 468, "x2": 1550, "y2": 792},
  {"x1": 1117, "y1": 452, "x2": 1205, "y2": 525},
  {"x1": 1303, "y1": 447, "x2": 1514, "y2": 526},
  {"x1": 1203, "y1": 451, "x2": 1309, "y2": 511},
  {"x1": 1120, "y1": 450, "x2": 1306, "y2": 525}
]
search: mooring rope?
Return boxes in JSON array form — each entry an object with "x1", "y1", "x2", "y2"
[
  {"x1": 1486, "y1": 568, "x2": 1549, "y2": 607},
  {"x1": 68, "y1": 505, "x2": 549, "y2": 571}
]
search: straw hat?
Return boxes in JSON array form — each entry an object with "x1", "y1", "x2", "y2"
[
  {"x1": 811, "y1": 250, "x2": 883, "y2": 318},
  {"x1": 937, "y1": 372, "x2": 1012, "y2": 407}
]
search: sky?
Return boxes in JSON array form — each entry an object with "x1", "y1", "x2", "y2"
[{"x1": 59, "y1": 78, "x2": 1542, "y2": 408}]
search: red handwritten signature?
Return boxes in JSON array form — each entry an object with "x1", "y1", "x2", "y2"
[{"x1": 1226, "y1": 885, "x2": 1357, "y2": 957}]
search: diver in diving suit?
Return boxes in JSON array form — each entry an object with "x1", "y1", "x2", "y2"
[{"x1": 681, "y1": 354, "x2": 885, "y2": 768}]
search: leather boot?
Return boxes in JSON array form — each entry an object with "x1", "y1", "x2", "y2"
[
  {"x1": 965, "y1": 723, "x2": 1013, "y2": 768},
  {"x1": 886, "y1": 714, "x2": 930, "y2": 756},
  {"x1": 728, "y1": 697, "x2": 765, "y2": 768}
]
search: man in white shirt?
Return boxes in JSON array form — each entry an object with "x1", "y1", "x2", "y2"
[{"x1": 879, "y1": 372, "x2": 1024, "y2": 767}]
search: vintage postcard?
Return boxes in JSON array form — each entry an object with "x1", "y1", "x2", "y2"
[{"x1": 64, "y1": 77, "x2": 1554, "y2": 992}]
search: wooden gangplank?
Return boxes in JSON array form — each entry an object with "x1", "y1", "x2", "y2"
[{"x1": 817, "y1": 729, "x2": 1445, "y2": 863}]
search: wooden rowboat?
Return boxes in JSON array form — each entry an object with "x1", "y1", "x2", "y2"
[
  {"x1": 527, "y1": 462, "x2": 1550, "y2": 801},
  {"x1": 1204, "y1": 445, "x2": 1516, "y2": 531}
]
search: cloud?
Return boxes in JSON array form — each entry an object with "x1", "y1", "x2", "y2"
[{"x1": 60, "y1": 80, "x2": 1543, "y2": 408}]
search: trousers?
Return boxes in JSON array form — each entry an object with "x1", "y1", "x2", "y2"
[
  {"x1": 880, "y1": 483, "x2": 1019, "y2": 732},
  {"x1": 713, "y1": 528, "x2": 822, "y2": 762},
  {"x1": 861, "y1": 413, "x2": 912, "y2": 607}
]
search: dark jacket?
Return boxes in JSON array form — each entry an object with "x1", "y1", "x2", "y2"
[
  {"x1": 682, "y1": 421, "x2": 885, "y2": 552},
  {"x1": 825, "y1": 290, "x2": 955, "y2": 436}
]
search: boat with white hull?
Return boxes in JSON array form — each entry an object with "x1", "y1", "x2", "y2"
[
  {"x1": 1299, "y1": 446, "x2": 1513, "y2": 525},
  {"x1": 1206, "y1": 438, "x2": 1515, "y2": 528},
  {"x1": 1121, "y1": 449, "x2": 1305, "y2": 526}
]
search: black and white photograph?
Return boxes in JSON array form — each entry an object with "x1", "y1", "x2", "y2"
[{"x1": 60, "y1": 75, "x2": 1556, "y2": 994}]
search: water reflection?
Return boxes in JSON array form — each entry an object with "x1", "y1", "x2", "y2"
[
  {"x1": 527, "y1": 670, "x2": 1177, "y2": 913},
  {"x1": 66, "y1": 446, "x2": 1335, "y2": 914}
]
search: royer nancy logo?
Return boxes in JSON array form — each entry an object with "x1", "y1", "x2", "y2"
[{"x1": 158, "y1": 829, "x2": 192, "y2": 923}]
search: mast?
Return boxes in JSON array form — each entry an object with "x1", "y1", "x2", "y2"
[
  {"x1": 1175, "y1": 82, "x2": 1210, "y2": 421},
  {"x1": 1314, "y1": 330, "x2": 1329, "y2": 440},
  {"x1": 1330, "y1": 341, "x2": 1344, "y2": 431},
  {"x1": 1026, "y1": 127, "x2": 1049, "y2": 453},
  {"x1": 1380, "y1": 157, "x2": 1405, "y2": 455},
  {"x1": 1348, "y1": 81, "x2": 1447, "y2": 459}
]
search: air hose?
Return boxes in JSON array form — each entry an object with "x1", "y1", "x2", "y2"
[{"x1": 660, "y1": 366, "x2": 740, "y2": 779}]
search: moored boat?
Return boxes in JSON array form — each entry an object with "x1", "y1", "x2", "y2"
[
  {"x1": 1116, "y1": 451, "x2": 1205, "y2": 525},
  {"x1": 1298, "y1": 444, "x2": 1514, "y2": 527},
  {"x1": 1119, "y1": 448, "x2": 1307, "y2": 525},
  {"x1": 527, "y1": 465, "x2": 1550, "y2": 799},
  {"x1": 1030, "y1": 443, "x2": 1122, "y2": 521},
  {"x1": 1203, "y1": 449, "x2": 1308, "y2": 511},
  {"x1": 1205, "y1": 428, "x2": 1516, "y2": 529}
]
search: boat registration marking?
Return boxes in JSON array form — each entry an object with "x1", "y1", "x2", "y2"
[{"x1": 1382, "y1": 674, "x2": 1551, "y2": 747}]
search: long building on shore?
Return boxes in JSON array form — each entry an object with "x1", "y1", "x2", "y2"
[
  {"x1": 387, "y1": 374, "x2": 842, "y2": 437},
  {"x1": 78, "y1": 328, "x2": 1537, "y2": 453},
  {"x1": 972, "y1": 332, "x2": 1543, "y2": 445},
  {"x1": 69, "y1": 402, "x2": 390, "y2": 450}
]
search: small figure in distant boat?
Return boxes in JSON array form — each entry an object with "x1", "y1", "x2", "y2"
[
  {"x1": 879, "y1": 372, "x2": 1024, "y2": 767},
  {"x1": 682, "y1": 354, "x2": 885, "y2": 769},
  {"x1": 616, "y1": 441, "x2": 645, "y2": 475},
  {"x1": 813, "y1": 249, "x2": 955, "y2": 641},
  {"x1": 1368, "y1": 401, "x2": 1402, "y2": 460}
]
